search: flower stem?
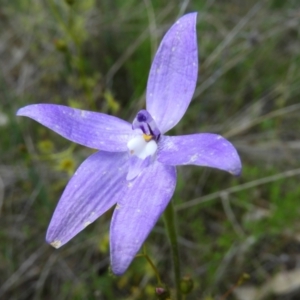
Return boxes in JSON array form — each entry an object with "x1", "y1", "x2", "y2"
[
  {"x1": 136, "y1": 244, "x2": 162, "y2": 284},
  {"x1": 163, "y1": 199, "x2": 181, "y2": 300}
]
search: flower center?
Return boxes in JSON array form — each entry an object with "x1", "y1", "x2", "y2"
[
  {"x1": 127, "y1": 110, "x2": 160, "y2": 159},
  {"x1": 127, "y1": 135, "x2": 157, "y2": 159}
]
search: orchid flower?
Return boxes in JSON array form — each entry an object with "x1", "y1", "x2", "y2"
[{"x1": 17, "y1": 13, "x2": 241, "y2": 275}]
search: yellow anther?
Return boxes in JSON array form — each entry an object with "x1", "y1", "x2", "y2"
[{"x1": 143, "y1": 134, "x2": 153, "y2": 142}]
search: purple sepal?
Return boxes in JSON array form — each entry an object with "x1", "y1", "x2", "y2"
[
  {"x1": 110, "y1": 162, "x2": 176, "y2": 275},
  {"x1": 17, "y1": 104, "x2": 134, "y2": 152},
  {"x1": 146, "y1": 13, "x2": 198, "y2": 134},
  {"x1": 46, "y1": 151, "x2": 129, "y2": 248},
  {"x1": 157, "y1": 134, "x2": 242, "y2": 175}
]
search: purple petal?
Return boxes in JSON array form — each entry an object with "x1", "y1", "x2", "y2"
[
  {"x1": 17, "y1": 104, "x2": 133, "y2": 151},
  {"x1": 110, "y1": 162, "x2": 176, "y2": 275},
  {"x1": 157, "y1": 134, "x2": 242, "y2": 175},
  {"x1": 146, "y1": 13, "x2": 198, "y2": 134},
  {"x1": 46, "y1": 151, "x2": 130, "y2": 248}
]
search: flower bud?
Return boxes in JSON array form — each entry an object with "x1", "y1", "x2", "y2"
[
  {"x1": 180, "y1": 276, "x2": 194, "y2": 295},
  {"x1": 155, "y1": 286, "x2": 170, "y2": 300}
]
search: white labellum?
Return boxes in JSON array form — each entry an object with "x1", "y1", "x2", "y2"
[{"x1": 127, "y1": 135, "x2": 157, "y2": 159}]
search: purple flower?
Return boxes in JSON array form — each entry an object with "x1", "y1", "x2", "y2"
[{"x1": 17, "y1": 13, "x2": 241, "y2": 275}]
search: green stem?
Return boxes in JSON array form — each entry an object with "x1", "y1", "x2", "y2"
[
  {"x1": 136, "y1": 244, "x2": 162, "y2": 284},
  {"x1": 164, "y1": 200, "x2": 181, "y2": 300}
]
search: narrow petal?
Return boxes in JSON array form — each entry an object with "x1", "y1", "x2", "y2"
[
  {"x1": 17, "y1": 104, "x2": 133, "y2": 151},
  {"x1": 146, "y1": 13, "x2": 198, "y2": 133},
  {"x1": 110, "y1": 162, "x2": 177, "y2": 275},
  {"x1": 46, "y1": 151, "x2": 130, "y2": 248},
  {"x1": 157, "y1": 134, "x2": 242, "y2": 175}
]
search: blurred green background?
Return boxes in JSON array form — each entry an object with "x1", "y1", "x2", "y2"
[{"x1": 1, "y1": 0, "x2": 300, "y2": 299}]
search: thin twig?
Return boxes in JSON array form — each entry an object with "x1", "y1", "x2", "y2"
[
  {"x1": 176, "y1": 168, "x2": 300, "y2": 210},
  {"x1": 143, "y1": 0, "x2": 157, "y2": 60},
  {"x1": 0, "y1": 245, "x2": 47, "y2": 296},
  {"x1": 202, "y1": 1, "x2": 262, "y2": 69},
  {"x1": 221, "y1": 192, "x2": 245, "y2": 238},
  {"x1": 33, "y1": 253, "x2": 58, "y2": 300},
  {"x1": 224, "y1": 102, "x2": 300, "y2": 138}
]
